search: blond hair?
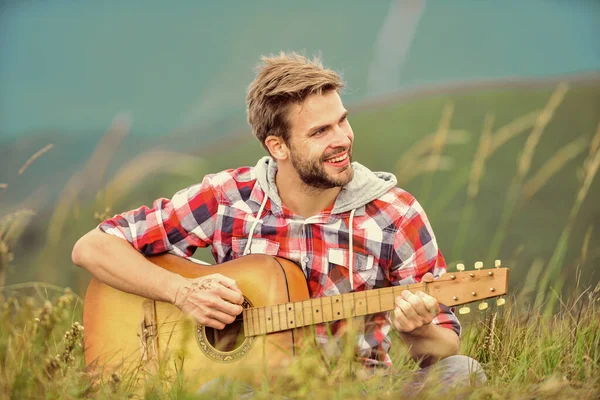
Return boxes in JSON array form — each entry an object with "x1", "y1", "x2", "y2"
[{"x1": 246, "y1": 52, "x2": 344, "y2": 150}]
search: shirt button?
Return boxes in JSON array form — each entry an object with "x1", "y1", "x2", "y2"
[{"x1": 302, "y1": 256, "x2": 310, "y2": 263}]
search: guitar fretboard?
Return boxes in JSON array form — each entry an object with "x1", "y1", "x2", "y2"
[{"x1": 242, "y1": 283, "x2": 426, "y2": 337}]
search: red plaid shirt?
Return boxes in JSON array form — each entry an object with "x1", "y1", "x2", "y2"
[{"x1": 99, "y1": 159, "x2": 461, "y2": 367}]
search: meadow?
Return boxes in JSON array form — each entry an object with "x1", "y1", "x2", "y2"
[{"x1": 1, "y1": 76, "x2": 599, "y2": 398}]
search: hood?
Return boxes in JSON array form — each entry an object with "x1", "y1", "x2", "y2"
[{"x1": 254, "y1": 156, "x2": 397, "y2": 214}]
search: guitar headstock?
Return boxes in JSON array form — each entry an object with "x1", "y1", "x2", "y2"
[{"x1": 429, "y1": 260, "x2": 509, "y2": 314}]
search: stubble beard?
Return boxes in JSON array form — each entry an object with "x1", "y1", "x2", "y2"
[{"x1": 290, "y1": 147, "x2": 354, "y2": 190}]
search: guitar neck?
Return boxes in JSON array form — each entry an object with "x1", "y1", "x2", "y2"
[
  {"x1": 243, "y1": 267, "x2": 508, "y2": 337},
  {"x1": 243, "y1": 283, "x2": 424, "y2": 337}
]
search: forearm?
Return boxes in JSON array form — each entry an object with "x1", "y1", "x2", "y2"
[
  {"x1": 399, "y1": 323, "x2": 460, "y2": 367},
  {"x1": 72, "y1": 229, "x2": 186, "y2": 304}
]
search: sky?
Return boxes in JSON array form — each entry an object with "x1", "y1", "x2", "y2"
[{"x1": 0, "y1": 0, "x2": 598, "y2": 139}]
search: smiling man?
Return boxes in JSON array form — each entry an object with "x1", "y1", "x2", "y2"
[{"x1": 72, "y1": 52, "x2": 485, "y2": 394}]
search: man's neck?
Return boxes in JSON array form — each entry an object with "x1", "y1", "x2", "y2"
[{"x1": 275, "y1": 169, "x2": 341, "y2": 219}]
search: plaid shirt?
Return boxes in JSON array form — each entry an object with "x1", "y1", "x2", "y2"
[{"x1": 99, "y1": 161, "x2": 461, "y2": 367}]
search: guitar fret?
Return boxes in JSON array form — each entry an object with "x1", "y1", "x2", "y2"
[
  {"x1": 253, "y1": 308, "x2": 260, "y2": 336},
  {"x1": 303, "y1": 300, "x2": 312, "y2": 326},
  {"x1": 243, "y1": 309, "x2": 248, "y2": 337},
  {"x1": 271, "y1": 306, "x2": 281, "y2": 332},
  {"x1": 329, "y1": 296, "x2": 335, "y2": 321},
  {"x1": 355, "y1": 291, "x2": 367, "y2": 316},
  {"x1": 266, "y1": 306, "x2": 273, "y2": 333},
  {"x1": 287, "y1": 303, "x2": 295, "y2": 328},
  {"x1": 294, "y1": 301, "x2": 303, "y2": 329},
  {"x1": 313, "y1": 297, "x2": 322, "y2": 324},
  {"x1": 279, "y1": 304, "x2": 288, "y2": 331}
]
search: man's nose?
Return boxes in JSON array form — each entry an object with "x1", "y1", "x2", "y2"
[{"x1": 330, "y1": 125, "x2": 352, "y2": 147}]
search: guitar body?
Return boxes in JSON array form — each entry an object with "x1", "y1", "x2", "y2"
[{"x1": 83, "y1": 254, "x2": 310, "y2": 388}]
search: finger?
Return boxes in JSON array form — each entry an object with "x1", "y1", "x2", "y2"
[
  {"x1": 206, "y1": 308, "x2": 238, "y2": 326},
  {"x1": 393, "y1": 306, "x2": 414, "y2": 332},
  {"x1": 185, "y1": 308, "x2": 227, "y2": 329},
  {"x1": 213, "y1": 283, "x2": 245, "y2": 305},
  {"x1": 212, "y1": 274, "x2": 243, "y2": 293},
  {"x1": 196, "y1": 315, "x2": 226, "y2": 330},
  {"x1": 211, "y1": 296, "x2": 244, "y2": 316},
  {"x1": 402, "y1": 291, "x2": 429, "y2": 317},
  {"x1": 417, "y1": 292, "x2": 440, "y2": 315},
  {"x1": 421, "y1": 272, "x2": 435, "y2": 283},
  {"x1": 396, "y1": 297, "x2": 418, "y2": 319}
]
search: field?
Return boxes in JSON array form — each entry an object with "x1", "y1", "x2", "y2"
[{"x1": 1, "y1": 76, "x2": 599, "y2": 398}]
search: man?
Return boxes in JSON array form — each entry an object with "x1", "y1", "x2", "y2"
[{"x1": 72, "y1": 52, "x2": 485, "y2": 393}]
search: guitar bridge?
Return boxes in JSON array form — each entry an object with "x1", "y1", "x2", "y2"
[{"x1": 138, "y1": 300, "x2": 159, "y2": 372}]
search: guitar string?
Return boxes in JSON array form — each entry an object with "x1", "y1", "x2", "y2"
[
  {"x1": 152, "y1": 284, "x2": 424, "y2": 335},
  {"x1": 152, "y1": 283, "x2": 425, "y2": 328}
]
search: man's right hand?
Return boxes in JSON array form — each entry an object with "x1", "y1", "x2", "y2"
[{"x1": 172, "y1": 274, "x2": 245, "y2": 330}]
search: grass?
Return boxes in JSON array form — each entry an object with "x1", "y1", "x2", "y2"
[{"x1": 0, "y1": 283, "x2": 598, "y2": 399}]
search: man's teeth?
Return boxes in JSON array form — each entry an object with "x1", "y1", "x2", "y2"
[{"x1": 326, "y1": 153, "x2": 347, "y2": 163}]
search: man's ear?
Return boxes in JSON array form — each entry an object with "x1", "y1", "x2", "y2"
[{"x1": 265, "y1": 135, "x2": 289, "y2": 161}]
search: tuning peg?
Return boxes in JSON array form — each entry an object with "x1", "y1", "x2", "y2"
[
  {"x1": 496, "y1": 297, "x2": 506, "y2": 306},
  {"x1": 458, "y1": 306, "x2": 471, "y2": 315},
  {"x1": 474, "y1": 261, "x2": 483, "y2": 270},
  {"x1": 456, "y1": 263, "x2": 465, "y2": 272},
  {"x1": 478, "y1": 301, "x2": 489, "y2": 311},
  {"x1": 495, "y1": 260, "x2": 502, "y2": 268}
]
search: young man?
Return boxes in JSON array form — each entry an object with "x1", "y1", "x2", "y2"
[{"x1": 72, "y1": 52, "x2": 485, "y2": 390}]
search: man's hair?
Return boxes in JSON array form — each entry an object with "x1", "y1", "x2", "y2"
[{"x1": 246, "y1": 52, "x2": 344, "y2": 151}]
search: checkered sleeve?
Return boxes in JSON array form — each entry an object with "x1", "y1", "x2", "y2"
[
  {"x1": 388, "y1": 198, "x2": 462, "y2": 337},
  {"x1": 97, "y1": 175, "x2": 219, "y2": 257}
]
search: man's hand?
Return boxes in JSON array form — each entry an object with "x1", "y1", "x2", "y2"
[
  {"x1": 393, "y1": 272, "x2": 440, "y2": 335},
  {"x1": 173, "y1": 274, "x2": 244, "y2": 330}
]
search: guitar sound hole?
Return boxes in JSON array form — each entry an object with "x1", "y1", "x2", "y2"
[{"x1": 204, "y1": 319, "x2": 245, "y2": 352}]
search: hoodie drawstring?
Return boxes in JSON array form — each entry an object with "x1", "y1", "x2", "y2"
[
  {"x1": 243, "y1": 194, "x2": 269, "y2": 256},
  {"x1": 348, "y1": 208, "x2": 356, "y2": 291}
]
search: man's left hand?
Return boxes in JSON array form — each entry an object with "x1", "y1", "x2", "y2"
[{"x1": 393, "y1": 272, "x2": 440, "y2": 335}]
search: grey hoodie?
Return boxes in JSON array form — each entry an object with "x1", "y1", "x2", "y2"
[{"x1": 253, "y1": 156, "x2": 398, "y2": 215}]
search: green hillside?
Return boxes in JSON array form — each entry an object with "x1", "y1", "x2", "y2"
[
  {"x1": 191, "y1": 79, "x2": 600, "y2": 298},
  {"x1": 5, "y1": 78, "x2": 600, "y2": 308}
]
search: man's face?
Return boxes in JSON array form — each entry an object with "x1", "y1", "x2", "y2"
[{"x1": 285, "y1": 90, "x2": 354, "y2": 189}]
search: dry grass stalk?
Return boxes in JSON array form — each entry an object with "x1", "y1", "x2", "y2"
[
  {"x1": 487, "y1": 83, "x2": 569, "y2": 262},
  {"x1": 467, "y1": 114, "x2": 494, "y2": 199},
  {"x1": 574, "y1": 126, "x2": 600, "y2": 208},
  {"x1": 427, "y1": 103, "x2": 454, "y2": 172},
  {"x1": 522, "y1": 134, "x2": 589, "y2": 200},
  {"x1": 417, "y1": 103, "x2": 454, "y2": 202},
  {"x1": 396, "y1": 130, "x2": 467, "y2": 185},
  {"x1": 17, "y1": 144, "x2": 54, "y2": 176},
  {"x1": 0, "y1": 183, "x2": 7, "y2": 189},
  {"x1": 516, "y1": 257, "x2": 545, "y2": 307},
  {"x1": 579, "y1": 225, "x2": 593, "y2": 266},
  {"x1": 518, "y1": 83, "x2": 569, "y2": 178},
  {"x1": 589, "y1": 120, "x2": 600, "y2": 157},
  {"x1": 397, "y1": 155, "x2": 454, "y2": 184},
  {"x1": 489, "y1": 110, "x2": 540, "y2": 154},
  {"x1": 104, "y1": 151, "x2": 204, "y2": 206},
  {"x1": 46, "y1": 115, "x2": 131, "y2": 250},
  {"x1": 536, "y1": 120, "x2": 600, "y2": 313},
  {"x1": 396, "y1": 129, "x2": 468, "y2": 167}
]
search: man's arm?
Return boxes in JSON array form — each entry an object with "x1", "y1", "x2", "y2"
[
  {"x1": 72, "y1": 229, "x2": 244, "y2": 329},
  {"x1": 388, "y1": 197, "x2": 461, "y2": 365},
  {"x1": 73, "y1": 178, "x2": 245, "y2": 329},
  {"x1": 393, "y1": 277, "x2": 460, "y2": 367}
]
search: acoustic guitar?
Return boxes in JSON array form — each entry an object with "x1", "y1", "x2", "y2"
[{"x1": 83, "y1": 254, "x2": 508, "y2": 388}]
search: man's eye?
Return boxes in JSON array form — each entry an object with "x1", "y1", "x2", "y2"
[{"x1": 314, "y1": 128, "x2": 327, "y2": 135}]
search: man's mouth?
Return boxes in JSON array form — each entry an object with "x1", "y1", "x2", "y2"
[{"x1": 324, "y1": 152, "x2": 348, "y2": 163}]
